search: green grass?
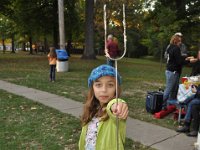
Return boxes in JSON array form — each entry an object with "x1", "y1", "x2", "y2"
[
  {"x1": 0, "y1": 51, "x2": 191, "y2": 129},
  {"x1": 0, "y1": 89, "x2": 155, "y2": 150},
  {"x1": 0, "y1": 89, "x2": 80, "y2": 150}
]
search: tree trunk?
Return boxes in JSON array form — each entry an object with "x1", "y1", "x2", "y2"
[
  {"x1": 58, "y1": 0, "x2": 65, "y2": 50},
  {"x1": 22, "y1": 35, "x2": 26, "y2": 51},
  {"x1": 53, "y1": 0, "x2": 59, "y2": 49},
  {"x1": 66, "y1": 31, "x2": 72, "y2": 56},
  {"x1": 22, "y1": 42, "x2": 26, "y2": 51},
  {"x1": 82, "y1": 0, "x2": 96, "y2": 59},
  {"x1": 44, "y1": 36, "x2": 47, "y2": 54},
  {"x1": 11, "y1": 34, "x2": 15, "y2": 53},
  {"x1": 2, "y1": 39, "x2": 6, "y2": 54},
  {"x1": 29, "y1": 36, "x2": 33, "y2": 54}
]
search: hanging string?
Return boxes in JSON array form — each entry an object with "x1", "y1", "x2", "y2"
[
  {"x1": 123, "y1": 4, "x2": 127, "y2": 58},
  {"x1": 104, "y1": 4, "x2": 107, "y2": 56}
]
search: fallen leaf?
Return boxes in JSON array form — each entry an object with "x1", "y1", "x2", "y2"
[{"x1": 31, "y1": 107, "x2": 37, "y2": 110}]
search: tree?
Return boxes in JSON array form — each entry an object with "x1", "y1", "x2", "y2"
[
  {"x1": 82, "y1": 0, "x2": 96, "y2": 59},
  {"x1": 0, "y1": 0, "x2": 83, "y2": 54},
  {"x1": 141, "y1": 0, "x2": 200, "y2": 57},
  {"x1": 0, "y1": 14, "x2": 17, "y2": 53},
  {"x1": 142, "y1": 4, "x2": 182, "y2": 57},
  {"x1": 156, "y1": 0, "x2": 200, "y2": 51}
]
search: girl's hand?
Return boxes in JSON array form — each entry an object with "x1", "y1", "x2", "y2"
[{"x1": 111, "y1": 102, "x2": 129, "y2": 119}]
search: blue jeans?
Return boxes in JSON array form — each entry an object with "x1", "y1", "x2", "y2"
[
  {"x1": 163, "y1": 70, "x2": 180, "y2": 107},
  {"x1": 182, "y1": 94, "x2": 195, "y2": 104},
  {"x1": 50, "y1": 65, "x2": 56, "y2": 81},
  {"x1": 184, "y1": 98, "x2": 200, "y2": 122}
]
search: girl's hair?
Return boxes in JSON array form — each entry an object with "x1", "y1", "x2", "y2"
[
  {"x1": 81, "y1": 84, "x2": 121, "y2": 126},
  {"x1": 170, "y1": 35, "x2": 181, "y2": 45},
  {"x1": 49, "y1": 47, "x2": 57, "y2": 58}
]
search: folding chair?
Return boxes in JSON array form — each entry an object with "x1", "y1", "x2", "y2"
[{"x1": 167, "y1": 99, "x2": 187, "y2": 124}]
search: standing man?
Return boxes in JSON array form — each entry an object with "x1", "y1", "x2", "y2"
[
  {"x1": 171, "y1": 32, "x2": 188, "y2": 99},
  {"x1": 163, "y1": 34, "x2": 191, "y2": 109},
  {"x1": 164, "y1": 32, "x2": 188, "y2": 100},
  {"x1": 174, "y1": 32, "x2": 188, "y2": 58}
]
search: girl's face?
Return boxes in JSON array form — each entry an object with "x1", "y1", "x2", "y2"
[{"x1": 93, "y1": 76, "x2": 116, "y2": 106}]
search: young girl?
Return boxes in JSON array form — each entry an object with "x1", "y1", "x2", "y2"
[
  {"x1": 79, "y1": 64, "x2": 128, "y2": 150},
  {"x1": 47, "y1": 47, "x2": 57, "y2": 82}
]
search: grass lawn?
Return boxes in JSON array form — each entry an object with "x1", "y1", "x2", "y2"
[
  {"x1": 0, "y1": 89, "x2": 80, "y2": 150},
  {"x1": 0, "y1": 51, "x2": 191, "y2": 130},
  {"x1": 0, "y1": 89, "x2": 155, "y2": 150}
]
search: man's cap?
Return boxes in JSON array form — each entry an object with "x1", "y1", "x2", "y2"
[
  {"x1": 107, "y1": 34, "x2": 113, "y2": 40},
  {"x1": 175, "y1": 32, "x2": 183, "y2": 36}
]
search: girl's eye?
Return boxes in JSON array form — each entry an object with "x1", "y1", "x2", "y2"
[
  {"x1": 108, "y1": 83, "x2": 114, "y2": 88},
  {"x1": 94, "y1": 83, "x2": 102, "y2": 87}
]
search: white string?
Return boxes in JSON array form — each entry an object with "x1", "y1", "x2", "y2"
[
  {"x1": 104, "y1": 4, "x2": 107, "y2": 53},
  {"x1": 122, "y1": 4, "x2": 127, "y2": 58}
]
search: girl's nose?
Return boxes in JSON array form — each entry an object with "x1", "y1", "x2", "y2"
[{"x1": 101, "y1": 85, "x2": 107, "y2": 92}]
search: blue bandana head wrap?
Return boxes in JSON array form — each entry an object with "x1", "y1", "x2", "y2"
[{"x1": 88, "y1": 64, "x2": 121, "y2": 88}]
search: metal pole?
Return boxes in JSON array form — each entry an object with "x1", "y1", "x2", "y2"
[
  {"x1": 58, "y1": 0, "x2": 65, "y2": 49},
  {"x1": 115, "y1": 60, "x2": 119, "y2": 150}
]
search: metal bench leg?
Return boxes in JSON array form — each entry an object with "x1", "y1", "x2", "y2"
[{"x1": 178, "y1": 106, "x2": 182, "y2": 124}]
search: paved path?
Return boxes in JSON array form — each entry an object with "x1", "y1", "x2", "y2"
[{"x1": 0, "y1": 80, "x2": 197, "y2": 150}]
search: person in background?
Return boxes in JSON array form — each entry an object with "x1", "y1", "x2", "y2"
[
  {"x1": 47, "y1": 47, "x2": 57, "y2": 82},
  {"x1": 176, "y1": 49, "x2": 200, "y2": 135},
  {"x1": 164, "y1": 32, "x2": 189, "y2": 100},
  {"x1": 164, "y1": 32, "x2": 187, "y2": 59},
  {"x1": 189, "y1": 104, "x2": 200, "y2": 136},
  {"x1": 176, "y1": 84, "x2": 200, "y2": 134},
  {"x1": 190, "y1": 49, "x2": 200, "y2": 76},
  {"x1": 174, "y1": 32, "x2": 188, "y2": 58},
  {"x1": 79, "y1": 64, "x2": 128, "y2": 150},
  {"x1": 105, "y1": 34, "x2": 120, "y2": 67},
  {"x1": 163, "y1": 34, "x2": 191, "y2": 109},
  {"x1": 187, "y1": 104, "x2": 200, "y2": 137}
]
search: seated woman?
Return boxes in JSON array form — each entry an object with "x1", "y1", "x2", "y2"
[
  {"x1": 176, "y1": 49, "x2": 200, "y2": 133},
  {"x1": 177, "y1": 84, "x2": 200, "y2": 133}
]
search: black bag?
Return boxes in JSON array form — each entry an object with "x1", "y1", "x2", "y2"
[{"x1": 146, "y1": 91, "x2": 163, "y2": 114}]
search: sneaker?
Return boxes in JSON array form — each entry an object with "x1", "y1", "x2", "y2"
[
  {"x1": 176, "y1": 125, "x2": 190, "y2": 133},
  {"x1": 187, "y1": 131, "x2": 198, "y2": 137}
]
